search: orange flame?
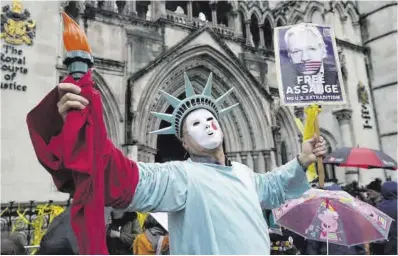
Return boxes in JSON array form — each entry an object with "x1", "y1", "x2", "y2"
[{"x1": 62, "y1": 12, "x2": 91, "y2": 53}]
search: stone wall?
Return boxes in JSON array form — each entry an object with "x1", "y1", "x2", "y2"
[
  {"x1": 357, "y1": 1, "x2": 397, "y2": 180},
  {"x1": 1, "y1": 1, "x2": 69, "y2": 202}
]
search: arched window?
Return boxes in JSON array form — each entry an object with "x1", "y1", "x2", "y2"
[
  {"x1": 263, "y1": 18, "x2": 273, "y2": 49},
  {"x1": 136, "y1": 1, "x2": 150, "y2": 19},
  {"x1": 276, "y1": 18, "x2": 284, "y2": 27},
  {"x1": 295, "y1": 18, "x2": 304, "y2": 24},
  {"x1": 250, "y1": 14, "x2": 260, "y2": 47},
  {"x1": 217, "y1": 1, "x2": 232, "y2": 26},
  {"x1": 192, "y1": 1, "x2": 212, "y2": 22},
  {"x1": 311, "y1": 10, "x2": 324, "y2": 24},
  {"x1": 240, "y1": 11, "x2": 246, "y2": 39},
  {"x1": 116, "y1": 1, "x2": 126, "y2": 14},
  {"x1": 166, "y1": 1, "x2": 188, "y2": 14}
]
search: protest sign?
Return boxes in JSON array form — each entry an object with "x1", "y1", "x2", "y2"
[{"x1": 274, "y1": 23, "x2": 346, "y2": 106}]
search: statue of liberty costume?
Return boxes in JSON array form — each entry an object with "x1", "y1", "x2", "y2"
[
  {"x1": 26, "y1": 13, "x2": 310, "y2": 254},
  {"x1": 119, "y1": 72, "x2": 310, "y2": 254}
]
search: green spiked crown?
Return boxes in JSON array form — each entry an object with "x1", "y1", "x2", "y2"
[{"x1": 150, "y1": 72, "x2": 239, "y2": 139}]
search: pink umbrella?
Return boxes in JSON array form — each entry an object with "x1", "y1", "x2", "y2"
[{"x1": 272, "y1": 188, "x2": 393, "y2": 254}]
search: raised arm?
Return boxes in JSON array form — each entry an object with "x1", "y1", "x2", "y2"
[
  {"x1": 26, "y1": 78, "x2": 139, "y2": 208},
  {"x1": 27, "y1": 78, "x2": 187, "y2": 212},
  {"x1": 254, "y1": 136, "x2": 327, "y2": 209},
  {"x1": 26, "y1": 75, "x2": 140, "y2": 254},
  {"x1": 254, "y1": 158, "x2": 310, "y2": 209}
]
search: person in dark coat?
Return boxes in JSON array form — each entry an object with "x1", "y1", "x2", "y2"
[
  {"x1": 306, "y1": 184, "x2": 366, "y2": 255},
  {"x1": 263, "y1": 210, "x2": 301, "y2": 255},
  {"x1": 106, "y1": 210, "x2": 142, "y2": 255},
  {"x1": 373, "y1": 181, "x2": 397, "y2": 255},
  {"x1": 1, "y1": 232, "x2": 27, "y2": 255},
  {"x1": 37, "y1": 207, "x2": 78, "y2": 255}
]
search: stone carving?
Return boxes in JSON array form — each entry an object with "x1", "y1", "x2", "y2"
[
  {"x1": 1, "y1": 0, "x2": 36, "y2": 45},
  {"x1": 199, "y1": 12, "x2": 207, "y2": 21},
  {"x1": 175, "y1": 6, "x2": 185, "y2": 14},
  {"x1": 271, "y1": 96, "x2": 281, "y2": 125},
  {"x1": 333, "y1": 108, "x2": 352, "y2": 124},
  {"x1": 146, "y1": 4, "x2": 151, "y2": 20}
]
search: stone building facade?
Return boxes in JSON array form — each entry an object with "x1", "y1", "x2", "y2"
[{"x1": 1, "y1": 0, "x2": 396, "y2": 203}]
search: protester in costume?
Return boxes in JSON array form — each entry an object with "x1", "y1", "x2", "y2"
[{"x1": 26, "y1": 12, "x2": 327, "y2": 255}]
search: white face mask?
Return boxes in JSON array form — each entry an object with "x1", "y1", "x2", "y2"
[{"x1": 185, "y1": 109, "x2": 223, "y2": 149}]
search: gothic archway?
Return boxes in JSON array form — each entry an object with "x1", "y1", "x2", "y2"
[
  {"x1": 92, "y1": 70, "x2": 123, "y2": 147},
  {"x1": 133, "y1": 45, "x2": 273, "y2": 166},
  {"x1": 276, "y1": 107, "x2": 301, "y2": 165},
  {"x1": 57, "y1": 69, "x2": 123, "y2": 147}
]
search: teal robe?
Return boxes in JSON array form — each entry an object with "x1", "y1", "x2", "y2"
[{"x1": 121, "y1": 158, "x2": 309, "y2": 254}]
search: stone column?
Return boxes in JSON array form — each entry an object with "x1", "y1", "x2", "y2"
[
  {"x1": 241, "y1": 152, "x2": 248, "y2": 166},
  {"x1": 210, "y1": 2, "x2": 217, "y2": 25},
  {"x1": 123, "y1": 145, "x2": 138, "y2": 161},
  {"x1": 294, "y1": 106, "x2": 305, "y2": 143},
  {"x1": 151, "y1": 0, "x2": 166, "y2": 21},
  {"x1": 247, "y1": 152, "x2": 254, "y2": 170},
  {"x1": 333, "y1": 108, "x2": 354, "y2": 147},
  {"x1": 236, "y1": 152, "x2": 242, "y2": 163},
  {"x1": 333, "y1": 108, "x2": 357, "y2": 183},
  {"x1": 126, "y1": 43, "x2": 132, "y2": 75},
  {"x1": 187, "y1": 0, "x2": 193, "y2": 20},
  {"x1": 245, "y1": 20, "x2": 251, "y2": 46},
  {"x1": 124, "y1": 0, "x2": 137, "y2": 15},
  {"x1": 86, "y1": 1, "x2": 97, "y2": 8},
  {"x1": 104, "y1": 0, "x2": 116, "y2": 11},
  {"x1": 259, "y1": 24, "x2": 265, "y2": 48},
  {"x1": 294, "y1": 106, "x2": 305, "y2": 122},
  {"x1": 252, "y1": 152, "x2": 259, "y2": 172},
  {"x1": 258, "y1": 151, "x2": 266, "y2": 173},
  {"x1": 265, "y1": 153, "x2": 273, "y2": 171},
  {"x1": 272, "y1": 125, "x2": 282, "y2": 166},
  {"x1": 232, "y1": 10, "x2": 242, "y2": 34}
]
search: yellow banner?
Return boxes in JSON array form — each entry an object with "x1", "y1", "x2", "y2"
[{"x1": 294, "y1": 105, "x2": 322, "y2": 182}]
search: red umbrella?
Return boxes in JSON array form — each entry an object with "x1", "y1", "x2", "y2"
[{"x1": 323, "y1": 147, "x2": 397, "y2": 170}]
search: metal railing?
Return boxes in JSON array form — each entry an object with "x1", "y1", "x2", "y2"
[{"x1": 1, "y1": 200, "x2": 70, "y2": 246}]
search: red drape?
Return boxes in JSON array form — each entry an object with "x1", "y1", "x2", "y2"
[{"x1": 26, "y1": 71, "x2": 139, "y2": 254}]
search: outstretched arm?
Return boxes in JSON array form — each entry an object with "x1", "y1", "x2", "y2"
[
  {"x1": 254, "y1": 136, "x2": 327, "y2": 209},
  {"x1": 254, "y1": 158, "x2": 310, "y2": 209},
  {"x1": 114, "y1": 162, "x2": 188, "y2": 213}
]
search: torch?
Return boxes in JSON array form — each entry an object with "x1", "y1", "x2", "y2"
[{"x1": 61, "y1": 12, "x2": 94, "y2": 80}]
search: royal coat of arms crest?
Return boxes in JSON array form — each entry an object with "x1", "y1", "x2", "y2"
[{"x1": 1, "y1": 0, "x2": 36, "y2": 45}]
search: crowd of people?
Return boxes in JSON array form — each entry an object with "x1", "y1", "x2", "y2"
[
  {"x1": 0, "y1": 209, "x2": 169, "y2": 255},
  {"x1": 1, "y1": 178, "x2": 396, "y2": 255},
  {"x1": 265, "y1": 179, "x2": 397, "y2": 255}
]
